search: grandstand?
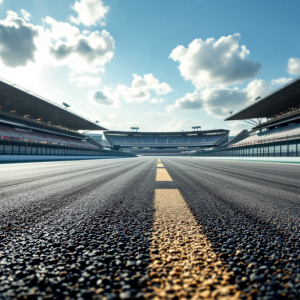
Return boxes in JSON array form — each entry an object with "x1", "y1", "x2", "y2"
[
  {"x1": 230, "y1": 123, "x2": 300, "y2": 147},
  {"x1": 195, "y1": 75, "x2": 300, "y2": 157},
  {"x1": 0, "y1": 125, "x2": 97, "y2": 148},
  {"x1": 0, "y1": 77, "x2": 135, "y2": 158},
  {"x1": 104, "y1": 129, "x2": 229, "y2": 155},
  {"x1": 224, "y1": 75, "x2": 300, "y2": 147}
]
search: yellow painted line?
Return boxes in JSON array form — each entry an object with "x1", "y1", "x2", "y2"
[
  {"x1": 157, "y1": 162, "x2": 164, "y2": 168},
  {"x1": 146, "y1": 189, "x2": 241, "y2": 299},
  {"x1": 156, "y1": 168, "x2": 173, "y2": 181},
  {"x1": 158, "y1": 158, "x2": 161, "y2": 163}
]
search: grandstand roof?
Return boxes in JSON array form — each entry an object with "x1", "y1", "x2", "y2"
[
  {"x1": 104, "y1": 129, "x2": 229, "y2": 136},
  {"x1": 0, "y1": 77, "x2": 107, "y2": 131},
  {"x1": 225, "y1": 75, "x2": 300, "y2": 121}
]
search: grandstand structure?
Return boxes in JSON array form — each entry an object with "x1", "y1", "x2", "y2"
[
  {"x1": 196, "y1": 75, "x2": 300, "y2": 157},
  {"x1": 0, "y1": 78, "x2": 134, "y2": 157},
  {"x1": 104, "y1": 129, "x2": 229, "y2": 155},
  {"x1": 226, "y1": 76, "x2": 300, "y2": 145}
]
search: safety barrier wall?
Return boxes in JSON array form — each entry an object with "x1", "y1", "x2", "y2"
[
  {"x1": 193, "y1": 138, "x2": 300, "y2": 157},
  {"x1": 0, "y1": 140, "x2": 136, "y2": 157}
]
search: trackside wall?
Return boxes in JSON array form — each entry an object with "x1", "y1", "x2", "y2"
[
  {"x1": 193, "y1": 138, "x2": 300, "y2": 158},
  {"x1": 0, "y1": 140, "x2": 136, "y2": 158}
]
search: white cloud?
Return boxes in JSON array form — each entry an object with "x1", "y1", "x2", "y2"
[
  {"x1": 116, "y1": 73, "x2": 172, "y2": 103},
  {"x1": 70, "y1": 0, "x2": 109, "y2": 27},
  {"x1": 49, "y1": 28, "x2": 114, "y2": 74},
  {"x1": 245, "y1": 78, "x2": 272, "y2": 100},
  {"x1": 88, "y1": 74, "x2": 171, "y2": 106},
  {"x1": 88, "y1": 87, "x2": 120, "y2": 107},
  {"x1": 167, "y1": 92, "x2": 202, "y2": 113},
  {"x1": 287, "y1": 57, "x2": 300, "y2": 75},
  {"x1": 149, "y1": 98, "x2": 165, "y2": 104},
  {"x1": 0, "y1": 11, "x2": 41, "y2": 67},
  {"x1": 0, "y1": 11, "x2": 115, "y2": 80},
  {"x1": 170, "y1": 33, "x2": 261, "y2": 88},
  {"x1": 168, "y1": 87, "x2": 248, "y2": 117},
  {"x1": 44, "y1": 17, "x2": 79, "y2": 39},
  {"x1": 271, "y1": 77, "x2": 292, "y2": 86},
  {"x1": 246, "y1": 77, "x2": 292, "y2": 99},
  {"x1": 167, "y1": 33, "x2": 294, "y2": 120},
  {"x1": 40, "y1": 17, "x2": 115, "y2": 74},
  {"x1": 144, "y1": 111, "x2": 166, "y2": 116},
  {"x1": 167, "y1": 78, "x2": 286, "y2": 118},
  {"x1": 126, "y1": 121, "x2": 141, "y2": 125},
  {"x1": 70, "y1": 72, "x2": 101, "y2": 87},
  {"x1": 107, "y1": 114, "x2": 115, "y2": 119},
  {"x1": 20, "y1": 9, "x2": 31, "y2": 21},
  {"x1": 202, "y1": 87, "x2": 250, "y2": 117},
  {"x1": 0, "y1": 0, "x2": 3, "y2": 4},
  {"x1": 163, "y1": 118, "x2": 193, "y2": 132}
]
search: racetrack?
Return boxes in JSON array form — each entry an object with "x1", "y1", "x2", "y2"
[{"x1": 1, "y1": 157, "x2": 300, "y2": 299}]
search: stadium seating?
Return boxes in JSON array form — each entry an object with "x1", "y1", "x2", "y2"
[
  {"x1": 0, "y1": 125, "x2": 97, "y2": 149},
  {"x1": 233, "y1": 123, "x2": 300, "y2": 146},
  {"x1": 107, "y1": 133, "x2": 225, "y2": 147},
  {"x1": 126, "y1": 148, "x2": 197, "y2": 155}
]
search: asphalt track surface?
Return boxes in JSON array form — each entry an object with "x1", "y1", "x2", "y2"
[{"x1": 1, "y1": 157, "x2": 300, "y2": 299}]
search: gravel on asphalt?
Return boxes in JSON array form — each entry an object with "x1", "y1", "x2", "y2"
[{"x1": 1, "y1": 157, "x2": 300, "y2": 299}]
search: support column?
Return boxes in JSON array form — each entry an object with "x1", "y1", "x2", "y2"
[{"x1": 280, "y1": 143, "x2": 282, "y2": 157}]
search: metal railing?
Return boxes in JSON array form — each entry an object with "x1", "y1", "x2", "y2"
[
  {"x1": 193, "y1": 137, "x2": 300, "y2": 158},
  {"x1": 0, "y1": 140, "x2": 136, "y2": 157},
  {"x1": 229, "y1": 131, "x2": 300, "y2": 148}
]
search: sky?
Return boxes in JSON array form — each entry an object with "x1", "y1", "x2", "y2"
[{"x1": 0, "y1": 0, "x2": 300, "y2": 135}]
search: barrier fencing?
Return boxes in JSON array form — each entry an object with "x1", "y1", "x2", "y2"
[
  {"x1": 0, "y1": 139, "x2": 136, "y2": 157},
  {"x1": 194, "y1": 136, "x2": 300, "y2": 157}
]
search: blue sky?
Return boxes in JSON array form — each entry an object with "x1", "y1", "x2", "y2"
[{"x1": 0, "y1": 0, "x2": 300, "y2": 134}]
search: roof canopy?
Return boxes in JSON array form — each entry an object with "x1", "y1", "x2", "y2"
[
  {"x1": 104, "y1": 129, "x2": 229, "y2": 136},
  {"x1": 0, "y1": 78, "x2": 107, "y2": 131},
  {"x1": 225, "y1": 76, "x2": 300, "y2": 121}
]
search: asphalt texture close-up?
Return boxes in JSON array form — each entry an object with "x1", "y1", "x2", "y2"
[{"x1": 1, "y1": 157, "x2": 300, "y2": 299}]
